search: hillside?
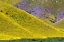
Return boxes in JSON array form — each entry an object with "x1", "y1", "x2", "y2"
[
  {"x1": 0, "y1": 12, "x2": 36, "y2": 40},
  {"x1": 14, "y1": 0, "x2": 64, "y2": 23},
  {"x1": 0, "y1": 1, "x2": 64, "y2": 40},
  {"x1": 52, "y1": 18, "x2": 64, "y2": 32},
  {"x1": 0, "y1": 0, "x2": 54, "y2": 24}
]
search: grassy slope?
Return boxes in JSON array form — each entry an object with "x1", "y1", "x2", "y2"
[
  {"x1": 52, "y1": 19, "x2": 64, "y2": 32},
  {"x1": 0, "y1": 1, "x2": 64, "y2": 40}
]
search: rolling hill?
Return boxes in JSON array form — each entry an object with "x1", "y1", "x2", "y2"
[
  {"x1": 0, "y1": 1, "x2": 64, "y2": 40},
  {"x1": 52, "y1": 18, "x2": 64, "y2": 32}
]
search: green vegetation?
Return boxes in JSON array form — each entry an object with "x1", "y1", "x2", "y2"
[{"x1": 0, "y1": 37, "x2": 64, "y2": 42}]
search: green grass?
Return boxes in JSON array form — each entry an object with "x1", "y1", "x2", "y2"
[{"x1": 0, "y1": 37, "x2": 64, "y2": 42}]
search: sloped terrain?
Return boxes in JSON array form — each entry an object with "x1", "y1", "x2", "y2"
[
  {"x1": 0, "y1": 12, "x2": 35, "y2": 40},
  {"x1": 0, "y1": 0, "x2": 55, "y2": 24},
  {"x1": 0, "y1": 1, "x2": 64, "y2": 41},
  {"x1": 15, "y1": 0, "x2": 56, "y2": 23},
  {"x1": 1, "y1": 0, "x2": 64, "y2": 23},
  {"x1": 52, "y1": 18, "x2": 64, "y2": 32},
  {"x1": 56, "y1": 10, "x2": 64, "y2": 22},
  {"x1": 14, "y1": 0, "x2": 64, "y2": 23},
  {"x1": 0, "y1": 1, "x2": 64, "y2": 40}
]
